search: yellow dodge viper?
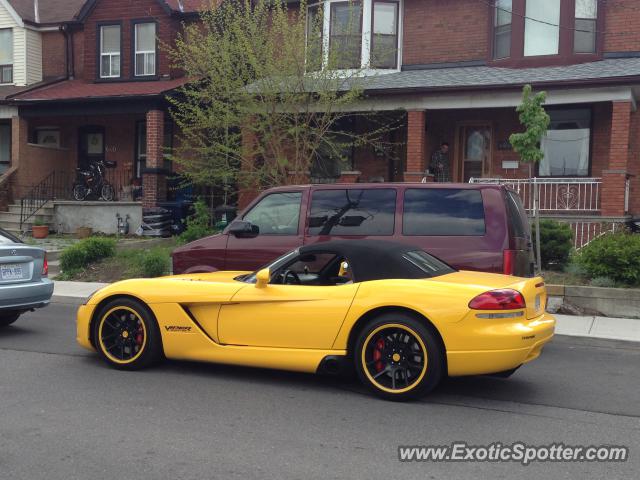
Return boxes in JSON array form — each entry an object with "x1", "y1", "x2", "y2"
[{"x1": 77, "y1": 240, "x2": 555, "y2": 401}]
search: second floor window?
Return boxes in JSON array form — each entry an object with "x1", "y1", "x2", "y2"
[
  {"x1": 0, "y1": 29, "x2": 13, "y2": 84},
  {"x1": 493, "y1": 0, "x2": 511, "y2": 59},
  {"x1": 100, "y1": 25, "x2": 121, "y2": 78},
  {"x1": 307, "y1": 0, "x2": 401, "y2": 72},
  {"x1": 524, "y1": 0, "x2": 560, "y2": 57},
  {"x1": 135, "y1": 23, "x2": 157, "y2": 77},
  {"x1": 574, "y1": 0, "x2": 597, "y2": 54}
]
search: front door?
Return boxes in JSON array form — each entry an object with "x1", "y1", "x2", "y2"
[
  {"x1": 78, "y1": 126, "x2": 105, "y2": 170},
  {"x1": 458, "y1": 125, "x2": 492, "y2": 182}
]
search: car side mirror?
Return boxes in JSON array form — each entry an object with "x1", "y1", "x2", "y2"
[
  {"x1": 255, "y1": 268, "x2": 270, "y2": 288},
  {"x1": 228, "y1": 220, "x2": 259, "y2": 238}
]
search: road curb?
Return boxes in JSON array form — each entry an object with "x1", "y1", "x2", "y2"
[{"x1": 51, "y1": 295, "x2": 87, "y2": 306}]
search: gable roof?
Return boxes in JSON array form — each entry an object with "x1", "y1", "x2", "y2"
[{"x1": 7, "y1": 0, "x2": 86, "y2": 24}]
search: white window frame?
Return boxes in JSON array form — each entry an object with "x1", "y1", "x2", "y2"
[
  {"x1": 306, "y1": 0, "x2": 403, "y2": 74},
  {"x1": 100, "y1": 25, "x2": 121, "y2": 79},
  {"x1": 134, "y1": 23, "x2": 157, "y2": 77}
]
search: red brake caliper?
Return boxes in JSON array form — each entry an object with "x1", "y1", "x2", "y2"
[
  {"x1": 135, "y1": 321, "x2": 144, "y2": 347},
  {"x1": 373, "y1": 338, "x2": 385, "y2": 372}
]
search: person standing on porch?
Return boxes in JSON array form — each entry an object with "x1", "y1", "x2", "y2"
[{"x1": 429, "y1": 142, "x2": 450, "y2": 182}]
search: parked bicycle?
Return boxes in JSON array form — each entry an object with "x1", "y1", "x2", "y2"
[{"x1": 72, "y1": 160, "x2": 116, "y2": 201}]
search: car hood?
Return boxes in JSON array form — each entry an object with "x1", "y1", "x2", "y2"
[{"x1": 86, "y1": 271, "x2": 253, "y2": 306}]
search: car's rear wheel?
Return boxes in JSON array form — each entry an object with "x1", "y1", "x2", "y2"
[
  {"x1": 0, "y1": 312, "x2": 21, "y2": 328},
  {"x1": 93, "y1": 298, "x2": 162, "y2": 370},
  {"x1": 354, "y1": 313, "x2": 444, "y2": 401}
]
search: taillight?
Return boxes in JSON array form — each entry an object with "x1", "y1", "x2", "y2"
[
  {"x1": 469, "y1": 289, "x2": 526, "y2": 310},
  {"x1": 503, "y1": 249, "x2": 516, "y2": 275},
  {"x1": 42, "y1": 254, "x2": 48, "y2": 277}
]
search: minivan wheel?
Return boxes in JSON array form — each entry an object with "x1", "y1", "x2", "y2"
[
  {"x1": 354, "y1": 313, "x2": 444, "y2": 401},
  {"x1": 0, "y1": 312, "x2": 21, "y2": 328}
]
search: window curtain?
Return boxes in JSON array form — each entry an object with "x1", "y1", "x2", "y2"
[
  {"x1": 0, "y1": 29, "x2": 13, "y2": 65},
  {"x1": 540, "y1": 129, "x2": 590, "y2": 176}
]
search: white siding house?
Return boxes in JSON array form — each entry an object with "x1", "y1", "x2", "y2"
[{"x1": 0, "y1": 0, "x2": 43, "y2": 87}]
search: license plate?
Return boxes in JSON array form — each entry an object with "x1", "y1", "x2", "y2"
[
  {"x1": 535, "y1": 294, "x2": 541, "y2": 311},
  {"x1": 1, "y1": 263, "x2": 25, "y2": 281}
]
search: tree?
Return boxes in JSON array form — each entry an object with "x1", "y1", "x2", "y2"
[
  {"x1": 167, "y1": 0, "x2": 400, "y2": 198},
  {"x1": 509, "y1": 84, "x2": 550, "y2": 273}
]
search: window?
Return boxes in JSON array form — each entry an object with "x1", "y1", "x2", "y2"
[
  {"x1": 574, "y1": 0, "x2": 597, "y2": 53},
  {"x1": 100, "y1": 25, "x2": 121, "y2": 78},
  {"x1": 402, "y1": 250, "x2": 455, "y2": 277},
  {"x1": 307, "y1": 0, "x2": 401, "y2": 71},
  {"x1": 306, "y1": 4, "x2": 324, "y2": 71},
  {"x1": 35, "y1": 128, "x2": 61, "y2": 148},
  {"x1": 524, "y1": 0, "x2": 560, "y2": 56},
  {"x1": 403, "y1": 189, "x2": 486, "y2": 236},
  {"x1": 243, "y1": 192, "x2": 302, "y2": 235},
  {"x1": 540, "y1": 109, "x2": 591, "y2": 177},
  {"x1": 0, "y1": 29, "x2": 13, "y2": 83},
  {"x1": 371, "y1": 1, "x2": 399, "y2": 69},
  {"x1": 493, "y1": 0, "x2": 512, "y2": 59},
  {"x1": 0, "y1": 123, "x2": 10, "y2": 174},
  {"x1": 308, "y1": 188, "x2": 396, "y2": 236},
  {"x1": 135, "y1": 23, "x2": 157, "y2": 76},
  {"x1": 329, "y1": 2, "x2": 362, "y2": 69}
]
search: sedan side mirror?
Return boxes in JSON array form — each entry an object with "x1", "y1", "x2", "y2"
[
  {"x1": 228, "y1": 220, "x2": 259, "y2": 238},
  {"x1": 255, "y1": 268, "x2": 270, "y2": 288}
]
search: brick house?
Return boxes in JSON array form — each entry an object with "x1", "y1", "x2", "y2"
[
  {"x1": 0, "y1": 0, "x2": 205, "y2": 232},
  {"x1": 245, "y1": 0, "x2": 640, "y2": 246}
]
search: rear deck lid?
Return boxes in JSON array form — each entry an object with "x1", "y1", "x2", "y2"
[{"x1": 0, "y1": 245, "x2": 45, "y2": 284}]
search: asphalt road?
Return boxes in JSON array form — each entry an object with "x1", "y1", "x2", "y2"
[{"x1": 1, "y1": 304, "x2": 638, "y2": 480}]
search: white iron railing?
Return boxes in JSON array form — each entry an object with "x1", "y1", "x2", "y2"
[{"x1": 469, "y1": 177, "x2": 602, "y2": 213}]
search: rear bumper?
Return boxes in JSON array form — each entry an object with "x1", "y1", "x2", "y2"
[
  {"x1": 446, "y1": 313, "x2": 555, "y2": 376},
  {"x1": 0, "y1": 279, "x2": 54, "y2": 311}
]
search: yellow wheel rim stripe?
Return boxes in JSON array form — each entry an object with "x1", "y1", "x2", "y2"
[{"x1": 98, "y1": 306, "x2": 147, "y2": 365}]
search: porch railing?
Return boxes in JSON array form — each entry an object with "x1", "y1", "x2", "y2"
[
  {"x1": 468, "y1": 177, "x2": 602, "y2": 213},
  {"x1": 18, "y1": 168, "x2": 135, "y2": 232}
]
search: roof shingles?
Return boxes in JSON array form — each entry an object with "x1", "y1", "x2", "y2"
[{"x1": 11, "y1": 78, "x2": 191, "y2": 102}]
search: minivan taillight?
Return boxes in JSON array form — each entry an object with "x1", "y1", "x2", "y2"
[
  {"x1": 42, "y1": 254, "x2": 48, "y2": 277},
  {"x1": 469, "y1": 289, "x2": 526, "y2": 310},
  {"x1": 503, "y1": 249, "x2": 516, "y2": 275}
]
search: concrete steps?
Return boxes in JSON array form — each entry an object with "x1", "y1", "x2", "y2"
[{"x1": 0, "y1": 203, "x2": 56, "y2": 235}]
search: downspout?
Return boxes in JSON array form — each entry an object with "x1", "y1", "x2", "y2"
[
  {"x1": 34, "y1": 0, "x2": 40, "y2": 24},
  {"x1": 60, "y1": 24, "x2": 75, "y2": 80}
]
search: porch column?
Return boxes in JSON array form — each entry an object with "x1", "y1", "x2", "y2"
[
  {"x1": 404, "y1": 110, "x2": 428, "y2": 182},
  {"x1": 601, "y1": 101, "x2": 632, "y2": 216},
  {"x1": 10, "y1": 116, "x2": 28, "y2": 201},
  {"x1": 142, "y1": 109, "x2": 167, "y2": 208}
]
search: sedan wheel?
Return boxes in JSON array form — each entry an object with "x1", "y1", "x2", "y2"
[
  {"x1": 355, "y1": 313, "x2": 443, "y2": 401},
  {"x1": 0, "y1": 312, "x2": 21, "y2": 328},
  {"x1": 93, "y1": 298, "x2": 162, "y2": 370}
]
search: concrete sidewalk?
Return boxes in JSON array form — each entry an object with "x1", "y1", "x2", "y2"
[{"x1": 50, "y1": 281, "x2": 640, "y2": 343}]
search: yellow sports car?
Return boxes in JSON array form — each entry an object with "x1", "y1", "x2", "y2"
[{"x1": 77, "y1": 240, "x2": 555, "y2": 401}]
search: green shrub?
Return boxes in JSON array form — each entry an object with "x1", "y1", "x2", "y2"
[
  {"x1": 564, "y1": 262, "x2": 587, "y2": 277},
  {"x1": 140, "y1": 249, "x2": 170, "y2": 278},
  {"x1": 590, "y1": 276, "x2": 617, "y2": 288},
  {"x1": 533, "y1": 219, "x2": 574, "y2": 270},
  {"x1": 576, "y1": 233, "x2": 640, "y2": 286},
  {"x1": 60, "y1": 237, "x2": 117, "y2": 272},
  {"x1": 179, "y1": 200, "x2": 215, "y2": 244}
]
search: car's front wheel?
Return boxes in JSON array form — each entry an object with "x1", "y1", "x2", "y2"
[
  {"x1": 354, "y1": 313, "x2": 444, "y2": 401},
  {"x1": 93, "y1": 298, "x2": 163, "y2": 370},
  {"x1": 0, "y1": 312, "x2": 21, "y2": 328}
]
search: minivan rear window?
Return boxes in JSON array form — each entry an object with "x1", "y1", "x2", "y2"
[
  {"x1": 403, "y1": 189, "x2": 486, "y2": 236},
  {"x1": 308, "y1": 189, "x2": 396, "y2": 236}
]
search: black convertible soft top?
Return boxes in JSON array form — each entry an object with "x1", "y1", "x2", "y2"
[{"x1": 298, "y1": 240, "x2": 454, "y2": 283}]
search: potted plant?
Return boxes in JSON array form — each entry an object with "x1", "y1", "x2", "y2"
[{"x1": 32, "y1": 218, "x2": 49, "y2": 239}]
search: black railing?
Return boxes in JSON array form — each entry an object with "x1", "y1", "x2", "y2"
[
  {"x1": 19, "y1": 168, "x2": 138, "y2": 231},
  {"x1": 19, "y1": 171, "x2": 69, "y2": 231}
]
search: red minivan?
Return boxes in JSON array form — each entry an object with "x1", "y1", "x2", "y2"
[{"x1": 172, "y1": 183, "x2": 534, "y2": 277}]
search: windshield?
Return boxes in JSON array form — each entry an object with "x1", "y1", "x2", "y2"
[{"x1": 236, "y1": 250, "x2": 300, "y2": 284}]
